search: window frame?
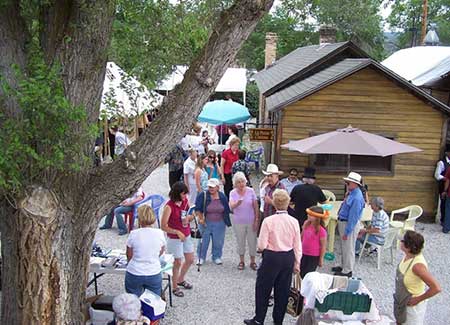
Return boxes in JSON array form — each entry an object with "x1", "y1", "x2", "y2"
[{"x1": 308, "y1": 131, "x2": 396, "y2": 176}]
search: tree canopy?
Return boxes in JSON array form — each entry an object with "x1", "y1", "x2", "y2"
[{"x1": 387, "y1": 0, "x2": 450, "y2": 48}]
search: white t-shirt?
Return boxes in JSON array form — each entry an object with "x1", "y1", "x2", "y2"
[
  {"x1": 115, "y1": 131, "x2": 131, "y2": 156},
  {"x1": 183, "y1": 158, "x2": 196, "y2": 184},
  {"x1": 123, "y1": 187, "x2": 144, "y2": 205},
  {"x1": 126, "y1": 228, "x2": 166, "y2": 276},
  {"x1": 225, "y1": 134, "x2": 238, "y2": 148}
]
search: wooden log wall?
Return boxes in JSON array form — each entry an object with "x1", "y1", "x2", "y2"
[{"x1": 275, "y1": 67, "x2": 446, "y2": 216}]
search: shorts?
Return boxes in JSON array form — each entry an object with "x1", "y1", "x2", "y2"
[{"x1": 166, "y1": 235, "x2": 194, "y2": 259}]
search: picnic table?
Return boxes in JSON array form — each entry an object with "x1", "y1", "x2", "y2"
[
  {"x1": 88, "y1": 253, "x2": 174, "y2": 306},
  {"x1": 325, "y1": 201, "x2": 373, "y2": 253}
]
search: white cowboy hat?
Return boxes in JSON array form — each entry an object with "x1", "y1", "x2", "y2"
[
  {"x1": 343, "y1": 171, "x2": 362, "y2": 186},
  {"x1": 262, "y1": 164, "x2": 283, "y2": 175}
]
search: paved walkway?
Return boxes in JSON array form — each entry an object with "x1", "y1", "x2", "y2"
[{"x1": 90, "y1": 165, "x2": 450, "y2": 324}]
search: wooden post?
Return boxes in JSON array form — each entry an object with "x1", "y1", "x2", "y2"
[
  {"x1": 420, "y1": 0, "x2": 428, "y2": 45},
  {"x1": 103, "y1": 117, "x2": 109, "y2": 157}
]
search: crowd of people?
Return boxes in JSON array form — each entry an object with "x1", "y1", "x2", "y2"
[{"x1": 97, "y1": 127, "x2": 442, "y2": 324}]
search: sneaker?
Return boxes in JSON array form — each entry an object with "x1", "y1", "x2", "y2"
[
  {"x1": 331, "y1": 266, "x2": 342, "y2": 272},
  {"x1": 118, "y1": 230, "x2": 128, "y2": 236},
  {"x1": 368, "y1": 248, "x2": 378, "y2": 255},
  {"x1": 214, "y1": 258, "x2": 223, "y2": 265},
  {"x1": 99, "y1": 225, "x2": 110, "y2": 230},
  {"x1": 334, "y1": 271, "x2": 352, "y2": 278},
  {"x1": 197, "y1": 258, "x2": 204, "y2": 266}
]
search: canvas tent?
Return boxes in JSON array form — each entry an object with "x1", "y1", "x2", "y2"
[
  {"x1": 100, "y1": 62, "x2": 163, "y2": 118},
  {"x1": 156, "y1": 65, "x2": 248, "y2": 105},
  {"x1": 382, "y1": 46, "x2": 450, "y2": 87}
]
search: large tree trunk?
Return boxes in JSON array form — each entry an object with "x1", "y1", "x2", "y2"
[
  {"x1": 0, "y1": 1, "x2": 274, "y2": 324},
  {"x1": 1, "y1": 188, "x2": 96, "y2": 324}
]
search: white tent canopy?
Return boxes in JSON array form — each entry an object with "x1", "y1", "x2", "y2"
[
  {"x1": 156, "y1": 65, "x2": 247, "y2": 95},
  {"x1": 100, "y1": 62, "x2": 163, "y2": 118},
  {"x1": 382, "y1": 46, "x2": 450, "y2": 86}
]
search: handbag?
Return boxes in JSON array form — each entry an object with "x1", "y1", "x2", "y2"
[
  {"x1": 190, "y1": 216, "x2": 202, "y2": 239},
  {"x1": 286, "y1": 273, "x2": 303, "y2": 317},
  {"x1": 190, "y1": 192, "x2": 206, "y2": 239}
]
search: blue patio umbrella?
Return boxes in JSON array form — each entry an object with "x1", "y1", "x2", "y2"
[{"x1": 198, "y1": 100, "x2": 251, "y2": 125}]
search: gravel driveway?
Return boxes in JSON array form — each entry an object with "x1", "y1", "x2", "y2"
[{"x1": 90, "y1": 165, "x2": 450, "y2": 325}]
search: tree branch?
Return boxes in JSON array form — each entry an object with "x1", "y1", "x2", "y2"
[
  {"x1": 0, "y1": 0, "x2": 28, "y2": 119},
  {"x1": 86, "y1": 0, "x2": 274, "y2": 217}
]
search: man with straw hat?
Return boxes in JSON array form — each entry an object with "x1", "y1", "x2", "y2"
[
  {"x1": 260, "y1": 164, "x2": 286, "y2": 229},
  {"x1": 332, "y1": 172, "x2": 365, "y2": 277}
]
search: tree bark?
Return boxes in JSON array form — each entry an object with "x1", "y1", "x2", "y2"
[{"x1": 0, "y1": 0, "x2": 274, "y2": 324}]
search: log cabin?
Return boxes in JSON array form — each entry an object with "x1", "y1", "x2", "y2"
[{"x1": 254, "y1": 41, "x2": 450, "y2": 216}]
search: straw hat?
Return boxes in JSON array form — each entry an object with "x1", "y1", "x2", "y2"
[
  {"x1": 343, "y1": 171, "x2": 362, "y2": 186},
  {"x1": 306, "y1": 208, "x2": 329, "y2": 219},
  {"x1": 262, "y1": 164, "x2": 283, "y2": 175}
]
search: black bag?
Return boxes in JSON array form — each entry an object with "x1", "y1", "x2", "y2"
[
  {"x1": 190, "y1": 193, "x2": 205, "y2": 239},
  {"x1": 190, "y1": 219, "x2": 202, "y2": 239},
  {"x1": 286, "y1": 273, "x2": 303, "y2": 317}
]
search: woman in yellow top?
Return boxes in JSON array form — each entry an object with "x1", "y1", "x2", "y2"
[{"x1": 394, "y1": 230, "x2": 441, "y2": 324}]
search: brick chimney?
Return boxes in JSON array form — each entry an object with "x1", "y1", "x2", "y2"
[
  {"x1": 264, "y1": 32, "x2": 278, "y2": 67},
  {"x1": 319, "y1": 25, "x2": 337, "y2": 44}
]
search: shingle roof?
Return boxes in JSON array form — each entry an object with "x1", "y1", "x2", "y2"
[
  {"x1": 266, "y1": 59, "x2": 371, "y2": 111},
  {"x1": 254, "y1": 42, "x2": 354, "y2": 95},
  {"x1": 265, "y1": 58, "x2": 450, "y2": 115}
]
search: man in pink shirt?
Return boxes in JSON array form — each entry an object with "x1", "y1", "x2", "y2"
[{"x1": 244, "y1": 189, "x2": 302, "y2": 325}]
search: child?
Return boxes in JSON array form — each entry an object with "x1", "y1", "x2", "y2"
[
  {"x1": 300, "y1": 206, "x2": 328, "y2": 279},
  {"x1": 201, "y1": 130, "x2": 214, "y2": 153}
]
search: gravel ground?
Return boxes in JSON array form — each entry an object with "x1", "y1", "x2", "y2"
[{"x1": 89, "y1": 164, "x2": 450, "y2": 325}]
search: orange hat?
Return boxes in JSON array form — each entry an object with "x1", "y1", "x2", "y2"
[{"x1": 306, "y1": 208, "x2": 329, "y2": 219}]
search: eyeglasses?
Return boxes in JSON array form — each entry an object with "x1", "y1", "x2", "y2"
[
  {"x1": 290, "y1": 174, "x2": 298, "y2": 177},
  {"x1": 208, "y1": 156, "x2": 215, "y2": 159}
]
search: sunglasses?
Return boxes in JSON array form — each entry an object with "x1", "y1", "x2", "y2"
[
  {"x1": 208, "y1": 156, "x2": 215, "y2": 159},
  {"x1": 290, "y1": 174, "x2": 298, "y2": 177}
]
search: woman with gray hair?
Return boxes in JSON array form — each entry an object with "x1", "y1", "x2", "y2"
[
  {"x1": 229, "y1": 172, "x2": 260, "y2": 270},
  {"x1": 110, "y1": 293, "x2": 150, "y2": 325},
  {"x1": 355, "y1": 196, "x2": 390, "y2": 255}
]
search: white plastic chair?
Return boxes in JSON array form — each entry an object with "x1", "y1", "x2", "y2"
[
  {"x1": 389, "y1": 205, "x2": 423, "y2": 232},
  {"x1": 322, "y1": 190, "x2": 336, "y2": 202},
  {"x1": 357, "y1": 227, "x2": 400, "y2": 269}
]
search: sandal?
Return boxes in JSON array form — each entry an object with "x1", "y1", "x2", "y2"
[
  {"x1": 237, "y1": 262, "x2": 245, "y2": 270},
  {"x1": 250, "y1": 262, "x2": 258, "y2": 271},
  {"x1": 172, "y1": 288, "x2": 184, "y2": 297},
  {"x1": 177, "y1": 280, "x2": 193, "y2": 289}
]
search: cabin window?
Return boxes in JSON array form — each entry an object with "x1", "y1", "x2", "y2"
[
  {"x1": 310, "y1": 133, "x2": 394, "y2": 174},
  {"x1": 312, "y1": 154, "x2": 393, "y2": 173}
]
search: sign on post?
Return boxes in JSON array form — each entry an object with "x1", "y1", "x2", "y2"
[{"x1": 249, "y1": 128, "x2": 274, "y2": 142}]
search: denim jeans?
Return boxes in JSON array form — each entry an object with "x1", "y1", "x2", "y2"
[
  {"x1": 197, "y1": 219, "x2": 226, "y2": 260},
  {"x1": 125, "y1": 271, "x2": 162, "y2": 297},
  {"x1": 102, "y1": 205, "x2": 132, "y2": 232},
  {"x1": 355, "y1": 234, "x2": 384, "y2": 254}
]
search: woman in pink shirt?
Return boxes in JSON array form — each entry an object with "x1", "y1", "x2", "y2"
[
  {"x1": 229, "y1": 172, "x2": 260, "y2": 271},
  {"x1": 300, "y1": 206, "x2": 328, "y2": 279},
  {"x1": 244, "y1": 189, "x2": 301, "y2": 325}
]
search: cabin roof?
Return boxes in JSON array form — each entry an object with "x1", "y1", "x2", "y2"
[
  {"x1": 265, "y1": 58, "x2": 450, "y2": 115},
  {"x1": 253, "y1": 41, "x2": 368, "y2": 96}
]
